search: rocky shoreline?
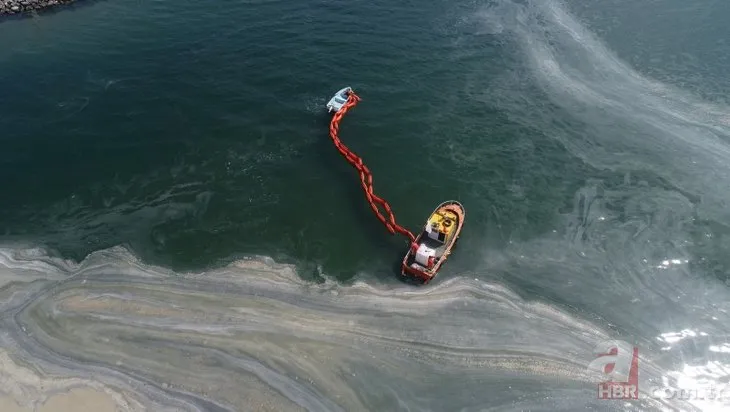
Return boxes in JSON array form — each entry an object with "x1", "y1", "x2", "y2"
[{"x1": 1, "y1": 0, "x2": 76, "y2": 15}]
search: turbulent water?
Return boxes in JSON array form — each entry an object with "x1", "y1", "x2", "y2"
[{"x1": 2, "y1": 0, "x2": 730, "y2": 411}]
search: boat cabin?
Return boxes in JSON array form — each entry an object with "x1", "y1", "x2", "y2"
[
  {"x1": 425, "y1": 209, "x2": 458, "y2": 244},
  {"x1": 412, "y1": 209, "x2": 458, "y2": 269}
]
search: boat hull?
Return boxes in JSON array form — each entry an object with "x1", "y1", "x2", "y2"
[{"x1": 400, "y1": 200, "x2": 465, "y2": 284}]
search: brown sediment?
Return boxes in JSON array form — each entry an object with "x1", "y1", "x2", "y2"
[
  {"x1": 2, "y1": 245, "x2": 682, "y2": 411},
  {"x1": 0, "y1": 388, "x2": 117, "y2": 412},
  {"x1": 0, "y1": 0, "x2": 77, "y2": 16},
  {"x1": 0, "y1": 350, "x2": 142, "y2": 411}
]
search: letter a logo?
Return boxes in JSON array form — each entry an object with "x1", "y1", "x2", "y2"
[{"x1": 587, "y1": 340, "x2": 639, "y2": 399}]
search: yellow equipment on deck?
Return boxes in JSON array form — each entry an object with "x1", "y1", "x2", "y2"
[{"x1": 426, "y1": 210, "x2": 458, "y2": 243}]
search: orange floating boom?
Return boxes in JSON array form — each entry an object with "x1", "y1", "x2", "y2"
[{"x1": 327, "y1": 89, "x2": 417, "y2": 245}]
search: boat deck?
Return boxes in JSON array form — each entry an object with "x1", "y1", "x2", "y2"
[
  {"x1": 404, "y1": 230, "x2": 450, "y2": 272},
  {"x1": 421, "y1": 233, "x2": 448, "y2": 257}
]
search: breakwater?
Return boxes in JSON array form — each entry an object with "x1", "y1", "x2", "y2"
[{"x1": 1, "y1": 0, "x2": 75, "y2": 15}]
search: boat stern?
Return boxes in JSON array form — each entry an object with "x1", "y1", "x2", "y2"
[{"x1": 401, "y1": 260, "x2": 436, "y2": 284}]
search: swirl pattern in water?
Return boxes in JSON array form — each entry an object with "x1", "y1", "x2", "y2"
[
  {"x1": 0, "y1": 246, "x2": 661, "y2": 411},
  {"x1": 0, "y1": 239, "x2": 727, "y2": 411}
]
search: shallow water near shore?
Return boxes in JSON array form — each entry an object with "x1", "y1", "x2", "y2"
[{"x1": 2, "y1": 0, "x2": 730, "y2": 410}]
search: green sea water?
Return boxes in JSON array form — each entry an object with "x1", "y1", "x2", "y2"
[
  {"x1": 0, "y1": 0, "x2": 588, "y2": 278},
  {"x1": 1, "y1": 0, "x2": 730, "y2": 410}
]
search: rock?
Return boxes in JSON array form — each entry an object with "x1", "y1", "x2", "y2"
[{"x1": 1, "y1": 0, "x2": 76, "y2": 16}]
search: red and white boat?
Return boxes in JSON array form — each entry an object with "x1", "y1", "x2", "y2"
[{"x1": 401, "y1": 200, "x2": 465, "y2": 283}]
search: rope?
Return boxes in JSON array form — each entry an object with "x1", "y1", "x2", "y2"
[{"x1": 328, "y1": 90, "x2": 416, "y2": 244}]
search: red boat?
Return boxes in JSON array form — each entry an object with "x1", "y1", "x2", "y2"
[{"x1": 401, "y1": 200, "x2": 465, "y2": 283}]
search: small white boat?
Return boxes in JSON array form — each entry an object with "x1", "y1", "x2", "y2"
[{"x1": 326, "y1": 86, "x2": 352, "y2": 113}]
